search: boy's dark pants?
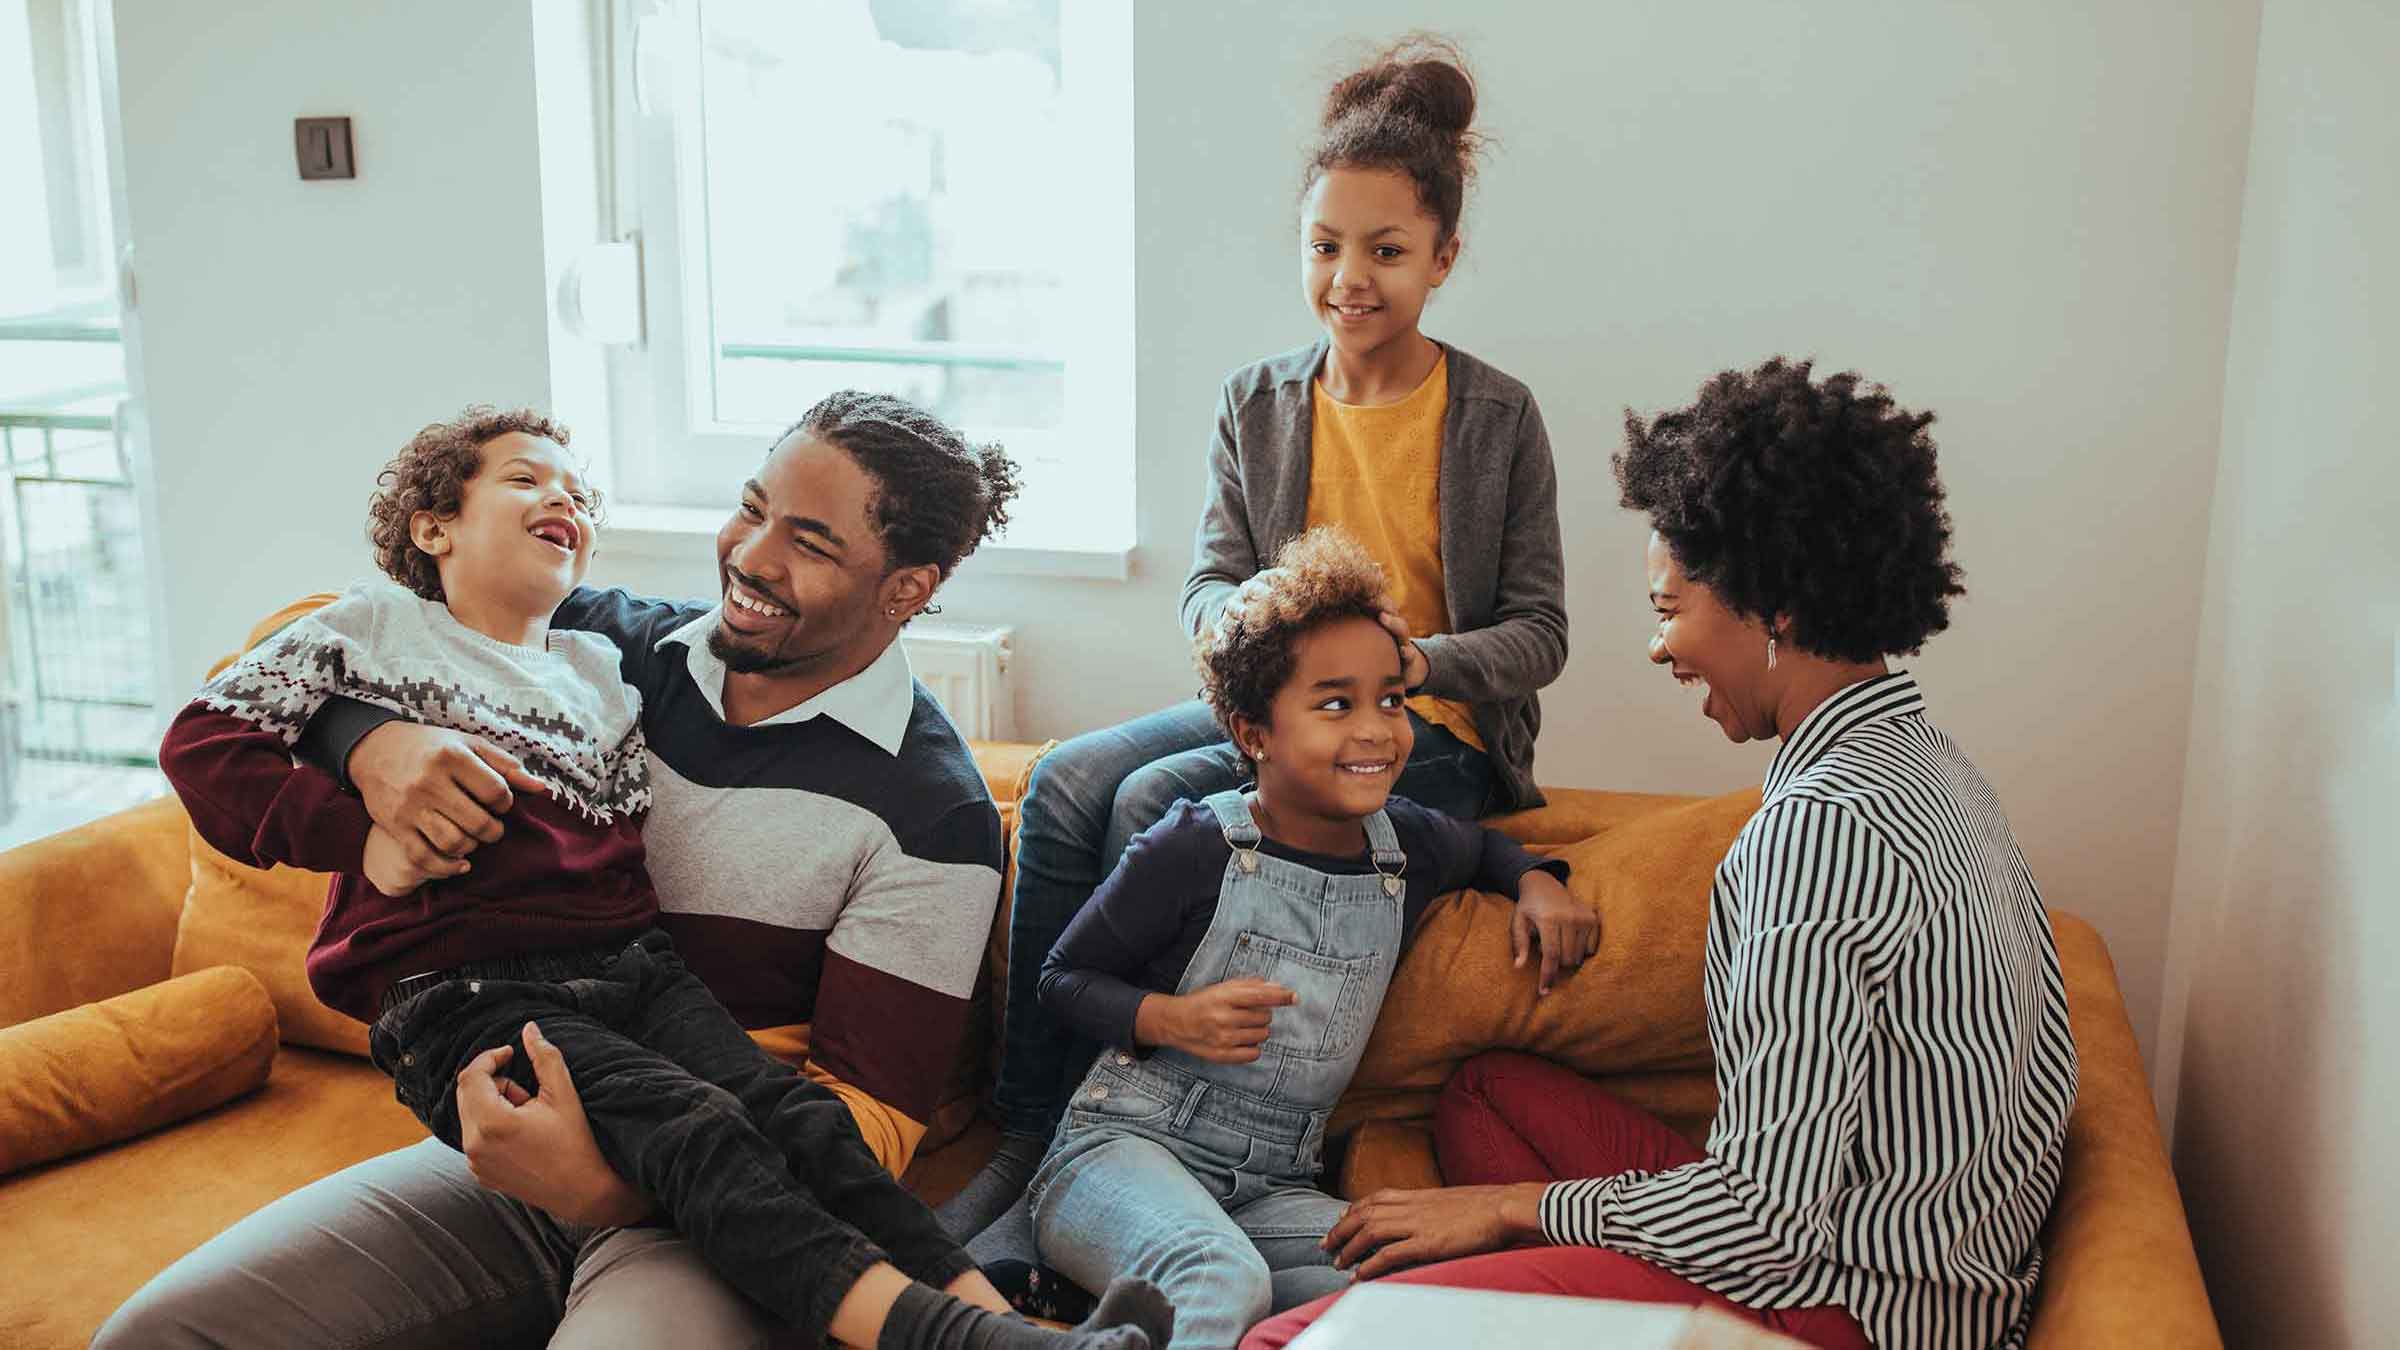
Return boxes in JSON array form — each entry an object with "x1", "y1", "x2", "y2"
[{"x1": 368, "y1": 930, "x2": 974, "y2": 1340}]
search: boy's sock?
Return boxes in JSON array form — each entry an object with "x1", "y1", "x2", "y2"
[
  {"x1": 933, "y1": 1132, "x2": 1047, "y2": 1241},
  {"x1": 877, "y1": 1277, "x2": 1173, "y2": 1350}
]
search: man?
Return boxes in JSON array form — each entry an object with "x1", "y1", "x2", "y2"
[{"x1": 97, "y1": 392, "x2": 1094, "y2": 1348}]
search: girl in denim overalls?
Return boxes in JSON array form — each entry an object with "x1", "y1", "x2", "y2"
[{"x1": 1025, "y1": 529, "x2": 1593, "y2": 1349}]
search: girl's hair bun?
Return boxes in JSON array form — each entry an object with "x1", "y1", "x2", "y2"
[
  {"x1": 1323, "y1": 34, "x2": 1477, "y2": 139},
  {"x1": 1307, "y1": 34, "x2": 1483, "y2": 243}
]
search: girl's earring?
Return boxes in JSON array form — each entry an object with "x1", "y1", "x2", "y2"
[
  {"x1": 886, "y1": 607, "x2": 899, "y2": 619},
  {"x1": 1767, "y1": 636, "x2": 1778, "y2": 670}
]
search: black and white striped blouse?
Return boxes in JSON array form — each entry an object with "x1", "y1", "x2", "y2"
[{"x1": 1541, "y1": 672, "x2": 2078, "y2": 1349}]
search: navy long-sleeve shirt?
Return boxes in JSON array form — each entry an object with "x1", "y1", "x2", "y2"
[{"x1": 1039, "y1": 795, "x2": 1569, "y2": 1047}]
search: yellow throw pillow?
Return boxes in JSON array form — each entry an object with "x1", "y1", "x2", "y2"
[
  {"x1": 170, "y1": 829, "x2": 368, "y2": 1056},
  {"x1": 0, "y1": 965, "x2": 278, "y2": 1175},
  {"x1": 167, "y1": 592, "x2": 369, "y2": 1056},
  {"x1": 1332, "y1": 787, "x2": 1762, "y2": 1138}
]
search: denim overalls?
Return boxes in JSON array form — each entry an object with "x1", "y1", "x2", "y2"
[{"x1": 1029, "y1": 789, "x2": 1407, "y2": 1350}]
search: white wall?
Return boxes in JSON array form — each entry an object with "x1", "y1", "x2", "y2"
[
  {"x1": 112, "y1": 0, "x2": 557, "y2": 689},
  {"x1": 2153, "y1": 0, "x2": 2400, "y2": 1340},
  {"x1": 117, "y1": 0, "x2": 2264, "y2": 1075},
  {"x1": 593, "y1": 0, "x2": 2262, "y2": 1067}
]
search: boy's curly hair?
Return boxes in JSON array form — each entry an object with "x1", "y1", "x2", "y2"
[
  {"x1": 1614, "y1": 357, "x2": 1965, "y2": 663},
  {"x1": 1196, "y1": 526, "x2": 1396, "y2": 765},
  {"x1": 367, "y1": 406, "x2": 582, "y2": 602}
]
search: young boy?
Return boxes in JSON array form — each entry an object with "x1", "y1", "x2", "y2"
[{"x1": 159, "y1": 405, "x2": 1169, "y2": 1350}]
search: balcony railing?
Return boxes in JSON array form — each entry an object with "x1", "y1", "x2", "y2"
[{"x1": 0, "y1": 399, "x2": 156, "y2": 772}]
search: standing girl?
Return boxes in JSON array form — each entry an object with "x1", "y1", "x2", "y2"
[{"x1": 946, "y1": 36, "x2": 1571, "y2": 1241}]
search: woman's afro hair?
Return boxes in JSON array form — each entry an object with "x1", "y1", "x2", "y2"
[{"x1": 1615, "y1": 357, "x2": 1965, "y2": 663}]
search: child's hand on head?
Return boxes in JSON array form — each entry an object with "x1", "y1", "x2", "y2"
[
  {"x1": 1511, "y1": 870, "x2": 1598, "y2": 997},
  {"x1": 1138, "y1": 977, "x2": 1297, "y2": 1063}
]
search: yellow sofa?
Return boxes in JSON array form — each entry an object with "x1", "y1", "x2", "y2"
[{"x1": 0, "y1": 744, "x2": 2216, "y2": 1347}]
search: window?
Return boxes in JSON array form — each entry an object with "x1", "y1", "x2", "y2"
[
  {"x1": 1, "y1": 0, "x2": 168, "y2": 839},
  {"x1": 1, "y1": 0, "x2": 112, "y2": 310},
  {"x1": 607, "y1": 0, "x2": 1133, "y2": 564}
]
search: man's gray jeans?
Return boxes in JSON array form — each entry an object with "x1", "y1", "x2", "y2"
[{"x1": 92, "y1": 1137, "x2": 797, "y2": 1349}]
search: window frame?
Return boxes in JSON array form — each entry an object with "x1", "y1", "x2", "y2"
[{"x1": 600, "y1": 0, "x2": 1133, "y2": 576}]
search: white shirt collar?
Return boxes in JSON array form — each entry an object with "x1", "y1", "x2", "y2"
[
  {"x1": 655, "y1": 609, "x2": 914, "y2": 756},
  {"x1": 1762, "y1": 669, "x2": 1925, "y2": 799}
]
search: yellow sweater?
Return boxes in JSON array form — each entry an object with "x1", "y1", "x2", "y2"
[{"x1": 1304, "y1": 356, "x2": 1485, "y2": 751}]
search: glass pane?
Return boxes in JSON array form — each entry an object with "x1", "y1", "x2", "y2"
[
  {"x1": 0, "y1": 0, "x2": 115, "y2": 313},
  {"x1": 694, "y1": 0, "x2": 1070, "y2": 435}
]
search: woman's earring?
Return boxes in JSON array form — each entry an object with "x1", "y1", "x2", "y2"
[
  {"x1": 886, "y1": 607, "x2": 899, "y2": 619},
  {"x1": 1767, "y1": 636, "x2": 1778, "y2": 670}
]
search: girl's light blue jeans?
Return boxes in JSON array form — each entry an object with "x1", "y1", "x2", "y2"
[{"x1": 1031, "y1": 1121, "x2": 1352, "y2": 1350}]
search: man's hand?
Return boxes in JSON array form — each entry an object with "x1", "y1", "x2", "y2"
[
  {"x1": 361, "y1": 824, "x2": 435, "y2": 896},
  {"x1": 1134, "y1": 977, "x2": 1296, "y2": 1063},
  {"x1": 1322, "y1": 1183, "x2": 1547, "y2": 1280},
  {"x1": 1376, "y1": 610, "x2": 1431, "y2": 690},
  {"x1": 457, "y1": 1021, "x2": 652, "y2": 1229},
  {"x1": 1511, "y1": 870, "x2": 1600, "y2": 997},
  {"x1": 348, "y1": 722, "x2": 548, "y2": 879}
]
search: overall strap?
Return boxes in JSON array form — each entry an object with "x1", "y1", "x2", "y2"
[
  {"x1": 1362, "y1": 807, "x2": 1407, "y2": 895},
  {"x1": 1202, "y1": 788, "x2": 1263, "y2": 852}
]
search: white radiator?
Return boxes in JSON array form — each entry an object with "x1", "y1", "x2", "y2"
[{"x1": 902, "y1": 622, "x2": 1018, "y2": 741}]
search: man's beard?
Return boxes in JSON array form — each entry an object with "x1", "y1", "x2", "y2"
[{"x1": 708, "y1": 622, "x2": 809, "y2": 675}]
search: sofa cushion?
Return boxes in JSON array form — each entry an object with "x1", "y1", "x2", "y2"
[
  {"x1": 167, "y1": 593, "x2": 371, "y2": 1056},
  {"x1": 0, "y1": 795, "x2": 194, "y2": 1029},
  {"x1": 1332, "y1": 787, "x2": 1760, "y2": 1139},
  {"x1": 2027, "y1": 913, "x2": 2220, "y2": 1346},
  {"x1": 0, "y1": 965, "x2": 279, "y2": 1176},
  {"x1": 0, "y1": 1046, "x2": 429, "y2": 1348},
  {"x1": 170, "y1": 831, "x2": 369, "y2": 1056}
]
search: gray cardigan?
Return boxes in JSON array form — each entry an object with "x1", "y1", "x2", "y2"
[{"x1": 1180, "y1": 339, "x2": 1567, "y2": 811}]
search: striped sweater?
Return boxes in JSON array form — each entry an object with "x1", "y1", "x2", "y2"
[{"x1": 1540, "y1": 672, "x2": 2078, "y2": 1349}]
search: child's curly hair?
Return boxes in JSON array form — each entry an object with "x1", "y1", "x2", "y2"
[
  {"x1": 367, "y1": 406, "x2": 584, "y2": 601},
  {"x1": 1196, "y1": 526, "x2": 1396, "y2": 767}
]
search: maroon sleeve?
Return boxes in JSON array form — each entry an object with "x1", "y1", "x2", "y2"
[{"x1": 159, "y1": 701, "x2": 375, "y2": 875}]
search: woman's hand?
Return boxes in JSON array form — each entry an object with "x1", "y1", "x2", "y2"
[
  {"x1": 349, "y1": 721, "x2": 547, "y2": 880},
  {"x1": 1134, "y1": 978, "x2": 1296, "y2": 1063},
  {"x1": 1512, "y1": 870, "x2": 1600, "y2": 997},
  {"x1": 1322, "y1": 1183, "x2": 1548, "y2": 1280},
  {"x1": 1376, "y1": 610, "x2": 1432, "y2": 690},
  {"x1": 456, "y1": 1022, "x2": 653, "y2": 1228}
]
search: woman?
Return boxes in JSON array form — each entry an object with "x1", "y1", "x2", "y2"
[{"x1": 1245, "y1": 359, "x2": 2079, "y2": 1350}]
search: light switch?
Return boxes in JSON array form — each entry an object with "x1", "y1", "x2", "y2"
[{"x1": 295, "y1": 117, "x2": 354, "y2": 181}]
